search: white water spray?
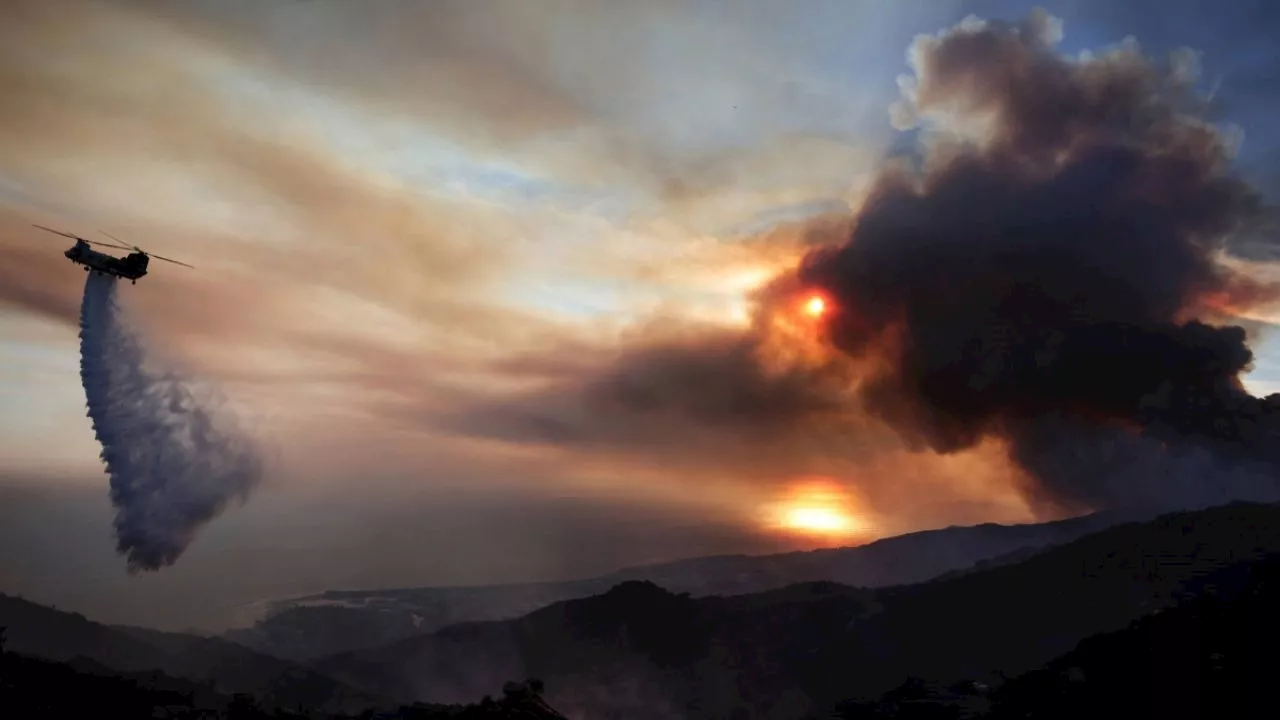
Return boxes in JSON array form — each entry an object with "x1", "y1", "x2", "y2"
[{"x1": 78, "y1": 272, "x2": 263, "y2": 572}]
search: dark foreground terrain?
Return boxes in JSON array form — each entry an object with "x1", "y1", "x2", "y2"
[
  {"x1": 4, "y1": 502, "x2": 1278, "y2": 719},
  {"x1": 0, "y1": 592, "x2": 384, "y2": 714},
  {"x1": 0, "y1": 643, "x2": 567, "y2": 719},
  {"x1": 836, "y1": 554, "x2": 1280, "y2": 719}
]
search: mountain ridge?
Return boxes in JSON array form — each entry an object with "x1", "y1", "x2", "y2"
[
  {"x1": 229, "y1": 507, "x2": 1146, "y2": 661},
  {"x1": 0, "y1": 592, "x2": 383, "y2": 714},
  {"x1": 5, "y1": 502, "x2": 1275, "y2": 719},
  {"x1": 311, "y1": 501, "x2": 1280, "y2": 720}
]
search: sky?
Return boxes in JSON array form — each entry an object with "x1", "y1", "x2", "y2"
[{"x1": 1, "y1": 0, "x2": 1279, "y2": 632}]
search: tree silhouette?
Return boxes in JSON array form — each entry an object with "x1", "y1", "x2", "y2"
[{"x1": 227, "y1": 692, "x2": 260, "y2": 720}]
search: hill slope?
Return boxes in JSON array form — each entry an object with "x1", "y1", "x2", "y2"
[
  {"x1": 983, "y1": 555, "x2": 1280, "y2": 720},
  {"x1": 0, "y1": 594, "x2": 381, "y2": 714},
  {"x1": 835, "y1": 554, "x2": 1280, "y2": 718},
  {"x1": 0, "y1": 647, "x2": 570, "y2": 719},
  {"x1": 313, "y1": 502, "x2": 1280, "y2": 720},
  {"x1": 231, "y1": 508, "x2": 1139, "y2": 660}
]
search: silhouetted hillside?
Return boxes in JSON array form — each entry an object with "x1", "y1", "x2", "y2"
[
  {"x1": 835, "y1": 555, "x2": 1280, "y2": 719},
  {"x1": 983, "y1": 555, "x2": 1280, "y2": 720},
  {"x1": 0, "y1": 593, "x2": 382, "y2": 713},
  {"x1": 800, "y1": 501, "x2": 1280, "y2": 707},
  {"x1": 1, "y1": 647, "x2": 241, "y2": 719},
  {"x1": 314, "y1": 502, "x2": 1280, "y2": 720},
  {"x1": 233, "y1": 509, "x2": 1137, "y2": 660},
  {"x1": 315, "y1": 579, "x2": 869, "y2": 718},
  {"x1": 0, "y1": 642, "x2": 569, "y2": 719},
  {"x1": 226, "y1": 579, "x2": 607, "y2": 661}
]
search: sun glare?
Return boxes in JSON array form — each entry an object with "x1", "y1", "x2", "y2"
[
  {"x1": 804, "y1": 295, "x2": 826, "y2": 317},
  {"x1": 766, "y1": 477, "x2": 870, "y2": 543},
  {"x1": 783, "y1": 506, "x2": 855, "y2": 533}
]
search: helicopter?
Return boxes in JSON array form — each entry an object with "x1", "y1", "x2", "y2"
[{"x1": 32, "y1": 224, "x2": 193, "y2": 284}]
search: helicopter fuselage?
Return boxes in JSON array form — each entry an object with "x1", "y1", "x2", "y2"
[{"x1": 65, "y1": 240, "x2": 149, "y2": 282}]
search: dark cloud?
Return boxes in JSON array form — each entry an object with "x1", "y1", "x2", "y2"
[
  {"x1": 446, "y1": 12, "x2": 1280, "y2": 515},
  {"x1": 799, "y1": 12, "x2": 1280, "y2": 512},
  {"x1": 441, "y1": 325, "x2": 883, "y2": 478}
]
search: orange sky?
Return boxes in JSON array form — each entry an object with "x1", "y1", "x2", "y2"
[
  {"x1": 4, "y1": 0, "x2": 1279, "y2": 630},
  {"x1": 0, "y1": 0, "x2": 1043, "y2": 539}
]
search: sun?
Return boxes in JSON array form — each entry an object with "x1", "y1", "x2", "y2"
[
  {"x1": 765, "y1": 477, "x2": 869, "y2": 543},
  {"x1": 782, "y1": 506, "x2": 856, "y2": 533},
  {"x1": 803, "y1": 295, "x2": 826, "y2": 318}
]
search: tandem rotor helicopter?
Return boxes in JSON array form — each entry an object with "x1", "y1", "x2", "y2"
[{"x1": 32, "y1": 224, "x2": 193, "y2": 284}]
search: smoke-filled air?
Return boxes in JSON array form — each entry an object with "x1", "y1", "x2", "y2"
[
  {"x1": 794, "y1": 12, "x2": 1280, "y2": 513},
  {"x1": 453, "y1": 10, "x2": 1280, "y2": 521},
  {"x1": 8, "y1": 4, "x2": 1280, "y2": 689},
  {"x1": 78, "y1": 272, "x2": 263, "y2": 572}
]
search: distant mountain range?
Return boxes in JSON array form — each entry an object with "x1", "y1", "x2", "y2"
[
  {"x1": 227, "y1": 507, "x2": 1147, "y2": 661},
  {"x1": 309, "y1": 502, "x2": 1280, "y2": 719},
  {"x1": 5, "y1": 502, "x2": 1277, "y2": 719},
  {"x1": 0, "y1": 592, "x2": 382, "y2": 714}
]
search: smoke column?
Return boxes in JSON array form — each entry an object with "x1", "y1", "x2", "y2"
[
  {"x1": 797, "y1": 12, "x2": 1280, "y2": 514},
  {"x1": 78, "y1": 272, "x2": 264, "y2": 572}
]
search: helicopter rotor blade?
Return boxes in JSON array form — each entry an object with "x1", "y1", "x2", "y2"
[
  {"x1": 100, "y1": 230, "x2": 194, "y2": 267},
  {"x1": 89, "y1": 240, "x2": 135, "y2": 251},
  {"x1": 94, "y1": 230, "x2": 137, "y2": 251},
  {"x1": 147, "y1": 253, "x2": 195, "y2": 269},
  {"x1": 32, "y1": 224, "x2": 90, "y2": 243}
]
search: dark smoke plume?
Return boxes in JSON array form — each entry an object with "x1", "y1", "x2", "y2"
[
  {"x1": 79, "y1": 272, "x2": 264, "y2": 572},
  {"x1": 799, "y1": 12, "x2": 1280, "y2": 512}
]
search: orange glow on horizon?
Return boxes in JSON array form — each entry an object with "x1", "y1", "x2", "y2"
[
  {"x1": 782, "y1": 505, "x2": 856, "y2": 533},
  {"x1": 765, "y1": 477, "x2": 873, "y2": 544}
]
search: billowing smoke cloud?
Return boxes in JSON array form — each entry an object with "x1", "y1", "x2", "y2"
[
  {"x1": 798, "y1": 12, "x2": 1280, "y2": 512},
  {"x1": 79, "y1": 272, "x2": 263, "y2": 572},
  {"x1": 444, "y1": 11, "x2": 1280, "y2": 518},
  {"x1": 434, "y1": 11, "x2": 1280, "y2": 519}
]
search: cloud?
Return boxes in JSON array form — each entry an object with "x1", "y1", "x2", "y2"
[
  {"x1": 0, "y1": 0, "x2": 590, "y2": 404},
  {"x1": 1, "y1": 0, "x2": 878, "y2": 380},
  {"x1": 141, "y1": 0, "x2": 895, "y2": 225},
  {"x1": 438, "y1": 11, "x2": 1280, "y2": 522},
  {"x1": 798, "y1": 11, "x2": 1280, "y2": 513},
  {"x1": 0, "y1": 214, "x2": 84, "y2": 325},
  {"x1": 441, "y1": 327, "x2": 859, "y2": 470},
  {"x1": 12, "y1": 2, "x2": 1279, "y2": 544}
]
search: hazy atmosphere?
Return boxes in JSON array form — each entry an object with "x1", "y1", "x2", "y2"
[{"x1": 3, "y1": 0, "x2": 1280, "y2": 635}]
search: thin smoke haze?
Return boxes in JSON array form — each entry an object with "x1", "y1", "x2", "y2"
[{"x1": 78, "y1": 272, "x2": 264, "y2": 572}]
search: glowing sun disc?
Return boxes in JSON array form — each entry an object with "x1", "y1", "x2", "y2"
[
  {"x1": 804, "y1": 295, "x2": 826, "y2": 317},
  {"x1": 766, "y1": 477, "x2": 869, "y2": 540},
  {"x1": 783, "y1": 506, "x2": 854, "y2": 533}
]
